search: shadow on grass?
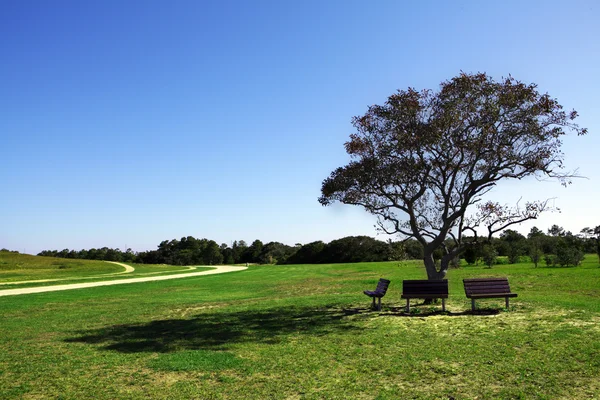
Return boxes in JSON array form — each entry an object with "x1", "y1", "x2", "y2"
[
  {"x1": 382, "y1": 306, "x2": 501, "y2": 317},
  {"x1": 65, "y1": 306, "x2": 366, "y2": 353}
]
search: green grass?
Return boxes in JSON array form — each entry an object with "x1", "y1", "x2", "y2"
[
  {"x1": 0, "y1": 252, "x2": 211, "y2": 288},
  {"x1": 1, "y1": 254, "x2": 599, "y2": 399},
  {"x1": 0, "y1": 252, "x2": 123, "y2": 281}
]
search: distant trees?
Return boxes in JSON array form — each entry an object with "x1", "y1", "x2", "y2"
[
  {"x1": 35, "y1": 224, "x2": 599, "y2": 267},
  {"x1": 285, "y1": 236, "x2": 401, "y2": 264},
  {"x1": 580, "y1": 226, "x2": 600, "y2": 263},
  {"x1": 38, "y1": 247, "x2": 128, "y2": 262},
  {"x1": 481, "y1": 244, "x2": 498, "y2": 269},
  {"x1": 246, "y1": 240, "x2": 264, "y2": 263},
  {"x1": 0, "y1": 249, "x2": 19, "y2": 253},
  {"x1": 37, "y1": 235, "x2": 405, "y2": 266},
  {"x1": 453, "y1": 224, "x2": 592, "y2": 268},
  {"x1": 499, "y1": 230, "x2": 527, "y2": 264},
  {"x1": 285, "y1": 241, "x2": 326, "y2": 264},
  {"x1": 258, "y1": 242, "x2": 296, "y2": 264},
  {"x1": 138, "y1": 237, "x2": 225, "y2": 266}
]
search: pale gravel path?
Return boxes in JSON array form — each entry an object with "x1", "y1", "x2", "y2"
[
  {"x1": 0, "y1": 265, "x2": 247, "y2": 297},
  {"x1": 106, "y1": 261, "x2": 135, "y2": 274}
]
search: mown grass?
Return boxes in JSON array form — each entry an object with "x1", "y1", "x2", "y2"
[
  {"x1": 0, "y1": 252, "x2": 209, "y2": 288},
  {"x1": 0, "y1": 255, "x2": 599, "y2": 399},
  {"x1": 0, "y1": 252, "x2": 123, "y2": 281}
]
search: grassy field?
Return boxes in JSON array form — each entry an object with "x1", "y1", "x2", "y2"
[
  {"x1": 0, "y1": 252, "x2": 207, "y2": 288},
  {"x1": 0, "y1": 254, "x2": 599, "y2": 399}
]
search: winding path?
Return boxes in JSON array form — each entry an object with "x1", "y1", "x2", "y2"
[
  {"x1": 0, "y1": 265, "x2": 247, "y2": 297},
  {"x1": 106, "y1": 261, "x2": 135, "y2": 274}
]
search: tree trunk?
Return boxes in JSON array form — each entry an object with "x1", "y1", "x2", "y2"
[
  {"x1": 422, "y1": 253, "x2": 447, "y2": 304},
  {"x1": 423, "y1": 253, "x2": 447, "y2": 280}
]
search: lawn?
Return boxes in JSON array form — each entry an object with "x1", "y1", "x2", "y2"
[
  {"x1": 0, "y1": 252, "x2": 208, "y2": 289},
  {"x1": 0, "y1": 254, "x2": 599, "y2": 399}
]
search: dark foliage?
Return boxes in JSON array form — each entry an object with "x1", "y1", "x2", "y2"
[{"x1": 319, "y1": 72, "x2": 586, "y2": 279}]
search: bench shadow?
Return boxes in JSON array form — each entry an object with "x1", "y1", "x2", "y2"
[
  {"x1": 382, "y1": 304, "x2": 501, "y2": 317},
  {"x1": 65, "y1": 306, "x2": 367, "y2": 353}
]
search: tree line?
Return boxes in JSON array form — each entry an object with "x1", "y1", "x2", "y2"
[
  {"x1": 35, "y1": 224, "x2": 599, "y2": 267},
  {"x1": 442, "y1": 225, "x2": 600, "y2": 268},
  {"x1": 36, "y1": 235, "x2": 402, "y2": 265}
]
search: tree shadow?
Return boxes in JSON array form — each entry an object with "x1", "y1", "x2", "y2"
[
  {"x1": 65, "y1": 305, "x2": 368, "y2": 353},
  {"x1": 382, "y1": 304, "x2": 501, "y2": 317}
]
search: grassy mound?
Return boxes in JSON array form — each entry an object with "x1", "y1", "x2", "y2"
[{"x1": 0, "y1": 251, "x2": 123, "y2": 282}]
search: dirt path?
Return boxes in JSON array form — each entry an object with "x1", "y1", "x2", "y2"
[
  {"x1": 0, "y1": 265, "x2": 247, "y2": 297},
  {"x1": 106, "y1": 261, "x2": 135, "y2": 274}
]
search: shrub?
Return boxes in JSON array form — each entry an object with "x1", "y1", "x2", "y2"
[
  {"x1": 556, "y1": 247, "x2": 585, "y2": 267},
  {"x1": 464, "y1": 246, "x2": 479, "y2": 265},
  {"x1": 507, "y1": 250, "x2": 521, "y2": 264},
  {"x1": 544, "y1": 254, "x2": 556, "y2": 267},
  {"x1": 481, "y1": 245, "x2": 498, "y2": 269},
  {"x1": 529, "y1": 245, "x2": 543, "y2": 268}
]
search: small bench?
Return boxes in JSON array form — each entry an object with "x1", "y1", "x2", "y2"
[
  {"x1": 363, "y1": 278, "x2": 390, "y2": 310},
  {"x1": 463, "y1": 277, "x2": 518, "y2": 311},
  {"x1": 401, "y1": 280, "x2": 448, "y2": 312}
]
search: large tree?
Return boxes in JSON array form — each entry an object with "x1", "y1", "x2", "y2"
[{"x1": 319, "y1": 72, "x2": 586, "y2": 280}]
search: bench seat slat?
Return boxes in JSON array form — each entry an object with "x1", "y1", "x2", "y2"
[
  {"x1": 469, "y1": 293, "x2": 518, "y2": 299},
  {"x1": 465, "y1": 281, "x2": 511, "y2": 287},
  {"x1": 401, "y1": 294, "x2": 448, "y2": 299},
  {"x1": 463, "y1": 278, "x2": 508, "y2": 282},
  {"x1": 364, "y1": 291, "x2": 386, "y2": 298},
  {"x1": 465, "y1": 285, "x2": 511, "y2": 291},
  {"x1": 466, "y1": 287, "x2": 511, "y2": 293}
]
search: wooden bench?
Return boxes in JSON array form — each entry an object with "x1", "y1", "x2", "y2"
[
  {"x1": 463, "y1": 277, "x2": 518, "y2": 311},
  {"x1": 363, "y1": 278, "x2": 390, "y2": 310},
  {"x1": 401, "y1": 280, "x2": 448, "y2": 312}
]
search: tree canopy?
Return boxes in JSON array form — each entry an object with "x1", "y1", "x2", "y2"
[{"x1": 319, "y1": 72, "x2": 586, "y2": 279}]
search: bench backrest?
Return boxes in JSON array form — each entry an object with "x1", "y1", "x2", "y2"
[
  {"x1": 375, "y1": 278, "x2": 391, "y2": 294},
  {"x1": 402, "y1": 279, "x2": 448, "y2": 296},
  {"x1": 463, "y1": 277, "x2": 512, "y2": 296}
]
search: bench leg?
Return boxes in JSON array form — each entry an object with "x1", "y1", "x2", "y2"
[
  {"x1": 471, "y1": 298, "x2": 476, "y2": 311},
  {"x1": 406, "y1": 299, "x2": 410, "y2": 313},
  {"x1": 442, "y1": 298, "x2": 446, "y2": 312},
  {"x1": 371, "y1": 297, "x2": 376, "y2": 310},
  {"x1": 378, "y1": 297, "x2": 382, "y2": 311},
  {"x1": 505, "y1": 297, "x2": 509, "y2": 309}
]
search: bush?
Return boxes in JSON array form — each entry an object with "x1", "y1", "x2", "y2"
[
  {"x1": 529, "y1": 248, "x2": 543, "y2": 268},
  {"x1": 494, "y1": 256, "x2": 511, "y2": 265},
  {"x1": 556, "y1": 247, "x2": 585, "y2": 267},
  {"x1": 481, "y1": 245, "x2": 498, "y2": 269},
  {"x1": 544, "y1": 254, "x2": 556, "y2": 267},
  {"x1": 507, "y1": 251, "x2": 521, "y2": 264},
  {"x1": 463, "y1": 246, "x2": 479, "y2": 265}
]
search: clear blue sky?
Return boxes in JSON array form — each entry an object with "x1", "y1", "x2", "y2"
[{"x1": 1, "y1": 0, "x2": 598, "y2": 254}]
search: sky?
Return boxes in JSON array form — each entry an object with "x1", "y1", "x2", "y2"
[{"x1": 1, "y1": 0, "x2": 598, "y2": 255}]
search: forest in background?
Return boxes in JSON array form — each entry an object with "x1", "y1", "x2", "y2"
[{"x1": 28, "y1": 224, "x2": 600, "y2": 267}]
